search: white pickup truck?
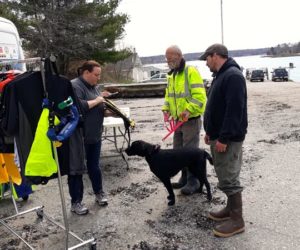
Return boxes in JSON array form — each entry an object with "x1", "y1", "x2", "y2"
[{"x1": 142, "y1": 72, "x2": 167, "y2": 83}]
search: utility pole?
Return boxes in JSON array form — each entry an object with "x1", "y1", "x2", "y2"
[{"x1": 220, "y1": 0, "x2": 224, "y2": 44}]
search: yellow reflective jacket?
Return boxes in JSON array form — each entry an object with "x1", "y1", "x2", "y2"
[{"x1": 162, "y1": 65, "x2": 207, "y2": 120}]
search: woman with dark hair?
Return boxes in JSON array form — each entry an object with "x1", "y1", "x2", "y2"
[{"x1": 69, "y1": 60, "x2": 109, "y2": 215}]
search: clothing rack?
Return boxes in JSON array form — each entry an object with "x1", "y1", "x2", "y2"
[{"x1": 0, "y1": 57, "x2": 96, "y2": 249}]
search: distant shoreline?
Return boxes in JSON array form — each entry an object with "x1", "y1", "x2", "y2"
[{"x1": 262, "y1": 53, "x2": 300, "y2": 58}]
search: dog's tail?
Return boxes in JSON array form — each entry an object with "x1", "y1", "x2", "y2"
[{"x1": 205, "y1": 151, "x2": 213, "y2": 165}]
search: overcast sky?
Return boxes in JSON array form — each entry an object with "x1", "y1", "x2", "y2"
[{"x1": 117, "y1": 0, "x2": 300, "y2": 57}]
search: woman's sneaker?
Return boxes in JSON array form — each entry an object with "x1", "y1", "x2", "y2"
[
  {"x1": 95, "y1": 192, "x2": 108, "y2": 206},
  {"x1": 71, "y1": 202, "x2": 89, "y2": 215}
]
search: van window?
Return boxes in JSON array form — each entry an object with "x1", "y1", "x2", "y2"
[
  {"x1": 0, "y1": 32, "x2": 19, "y2": 59},
  {"x1": 0, "y1": 17, "x2": 26, "y2": 71}
]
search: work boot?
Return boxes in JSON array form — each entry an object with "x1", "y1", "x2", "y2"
[
  {"x1": 208, "y1": 197, "x2": 230, "y2": 221},
  {"x1": 180, "y1": 170, "x2": 200, "y2": 195},
  {"x1": 172, "y1": 168, "x2": 187, "y2": 189},
  {"x1": 213, "y1": 192, "x2": 245, "y2": 238},
  {"x1": 71, "y1": 202, "x2": 89, "y2": 215}
]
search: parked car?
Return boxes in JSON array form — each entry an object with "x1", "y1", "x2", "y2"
[
  {"x1": 142, "y1": 73, "x2": 167, "y2": 83},
  {"x1": 250, "y1": 69, "x2": 264, "y2": 82},
  {"x1": 272, "y1": 68, "x2": 288, "y2": 81}
]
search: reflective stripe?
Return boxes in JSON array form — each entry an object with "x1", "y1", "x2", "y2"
[
  {"x1": 168, "y1": 92, "x2": 190, "y2": 98},
  {"x1": 168, "y1": 95, "x2": 204, "y2": 107},
  {"x1": 184, "y1": 66, "x2": 191, "y2": 97},
  {"x1": 191, "y1": 83, "x2": 204, "y2": 88},
  {"x1": 167, "y1": 77, "x2": 171, "y2": 88},
  {"x1": 188, "y1": 97, "x2": 204, "y2": 107}
]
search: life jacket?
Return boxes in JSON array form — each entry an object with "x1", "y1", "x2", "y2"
[
  {"x1": 0, "y1": 153, "x2": 22, "y2": 185},
  {"x1": 25, "y1": 108, "x2": 60, "y2": 177}
]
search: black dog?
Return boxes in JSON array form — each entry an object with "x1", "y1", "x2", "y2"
[{"x1": 125, "y1": 140, "x2": 213, "y2": 206}]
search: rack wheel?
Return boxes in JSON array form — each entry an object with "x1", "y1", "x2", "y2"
[
  {"x1": 36, "y1": 208, "x2": 44, "y2": 219},
  {"x1": 90, "y1": 242, "x2": 97, "y2": 250},
  {"x1": 22, "y1": 195, "x2": 29, "y2": 201}
]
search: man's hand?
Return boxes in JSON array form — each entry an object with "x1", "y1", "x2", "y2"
[
  {"x1": 204, "y1": 134, "x2": 210, "y2": 145},
  {"x1": 180, "y1": 110, "x2": 190, "y2": 121},
  {"x1": 215, "y1": 140, "x2": 227, "y2": 153},
  {"x1": 101, "y1": 91, "x2": 111, "y2": 98},
  {"x1": 96, "y1": 96, "x2": 104, "y2": 104},
  {"x1": 163, "y1": 111, "x2": 170, "y2": 122}
]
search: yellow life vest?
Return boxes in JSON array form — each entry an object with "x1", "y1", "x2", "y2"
[{"x1": 25, "y1": 109, "x2": 60, "y2": 177}]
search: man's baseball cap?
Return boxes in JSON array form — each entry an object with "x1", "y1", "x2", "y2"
[{"x1": 198, "y1": 43, "x2": 228, "y2": 60}]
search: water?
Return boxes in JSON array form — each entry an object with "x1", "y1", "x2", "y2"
[{"x1": 145, "y1": 55, "x2": 300, "y2": 82}]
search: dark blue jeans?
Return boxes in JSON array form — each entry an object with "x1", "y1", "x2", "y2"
[
  {"x1": 85, "y1": 141, "x2": 103, "y2": 194},
  {"x1": 68, "y1": 174, "x2": 83, "y2": 204}
]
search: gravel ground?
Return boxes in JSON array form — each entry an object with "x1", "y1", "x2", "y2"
[{"x1": 1, "y1": 80, "x2": 300, "y2": 250}]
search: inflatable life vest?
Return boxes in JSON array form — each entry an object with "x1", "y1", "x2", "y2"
[{"x1": 46, "y1": 97, "x2": 79, "y2": 142}]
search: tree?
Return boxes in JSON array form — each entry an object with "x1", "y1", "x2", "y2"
[
  {"x1": 0, "y1": 0, "x2": 132, "y2": 75},
  {"x1": 266, "y1": 42, "x2": 300, "y2": 57}
]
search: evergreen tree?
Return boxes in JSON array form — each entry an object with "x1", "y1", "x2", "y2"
[{"x1": 0, "y1": 0, "x2": 131, "y2": 75}]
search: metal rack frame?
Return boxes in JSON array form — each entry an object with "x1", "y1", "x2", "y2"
[{"x1": 0, "y1": 57, "x2": 97, "y2": 250}]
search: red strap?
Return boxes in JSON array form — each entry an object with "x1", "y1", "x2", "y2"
[{"x1": 162, "y1": 118, "x2": 185, "y2": 141}]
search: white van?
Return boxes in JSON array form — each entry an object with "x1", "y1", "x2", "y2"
[{"x1": 0, "y1": 17, "x2": 26, "y2": 71}]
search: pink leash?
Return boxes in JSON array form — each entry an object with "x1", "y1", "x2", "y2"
[{"x1": 162, "y1": 118, "x2": 186, "y2": 141}]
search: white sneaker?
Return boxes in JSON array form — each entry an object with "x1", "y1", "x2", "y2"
[
  {"x1": 95, "y1": 192, "x2": 108, "y2": 206},
  {"x1": 71, "y1": 202, "x2": 89, "y2": 215}
]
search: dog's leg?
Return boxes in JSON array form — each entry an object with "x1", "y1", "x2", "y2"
[
  {"x1": 161, "y1": 178, "x2": 175, "y2": 206},
  {"x1": 204, "y1": 179, "x2": 212, "y2": 201},
  {"x1": 194, "y1": 161, "x2": 212, "y2": 201},
  {"x1": 198, "y1": 176, "x2": 212, "y2": 201},
  {"x1": 203, "y1": 161, "x2": 212, "y2": 201},
  {"x1": 199, "y1": 180, "x2": 204, "y2": 193}
]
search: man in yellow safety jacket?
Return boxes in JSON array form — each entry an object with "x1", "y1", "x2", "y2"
[{"x1": 162, "y1": 45, "x2": 207, "y2": 195}]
